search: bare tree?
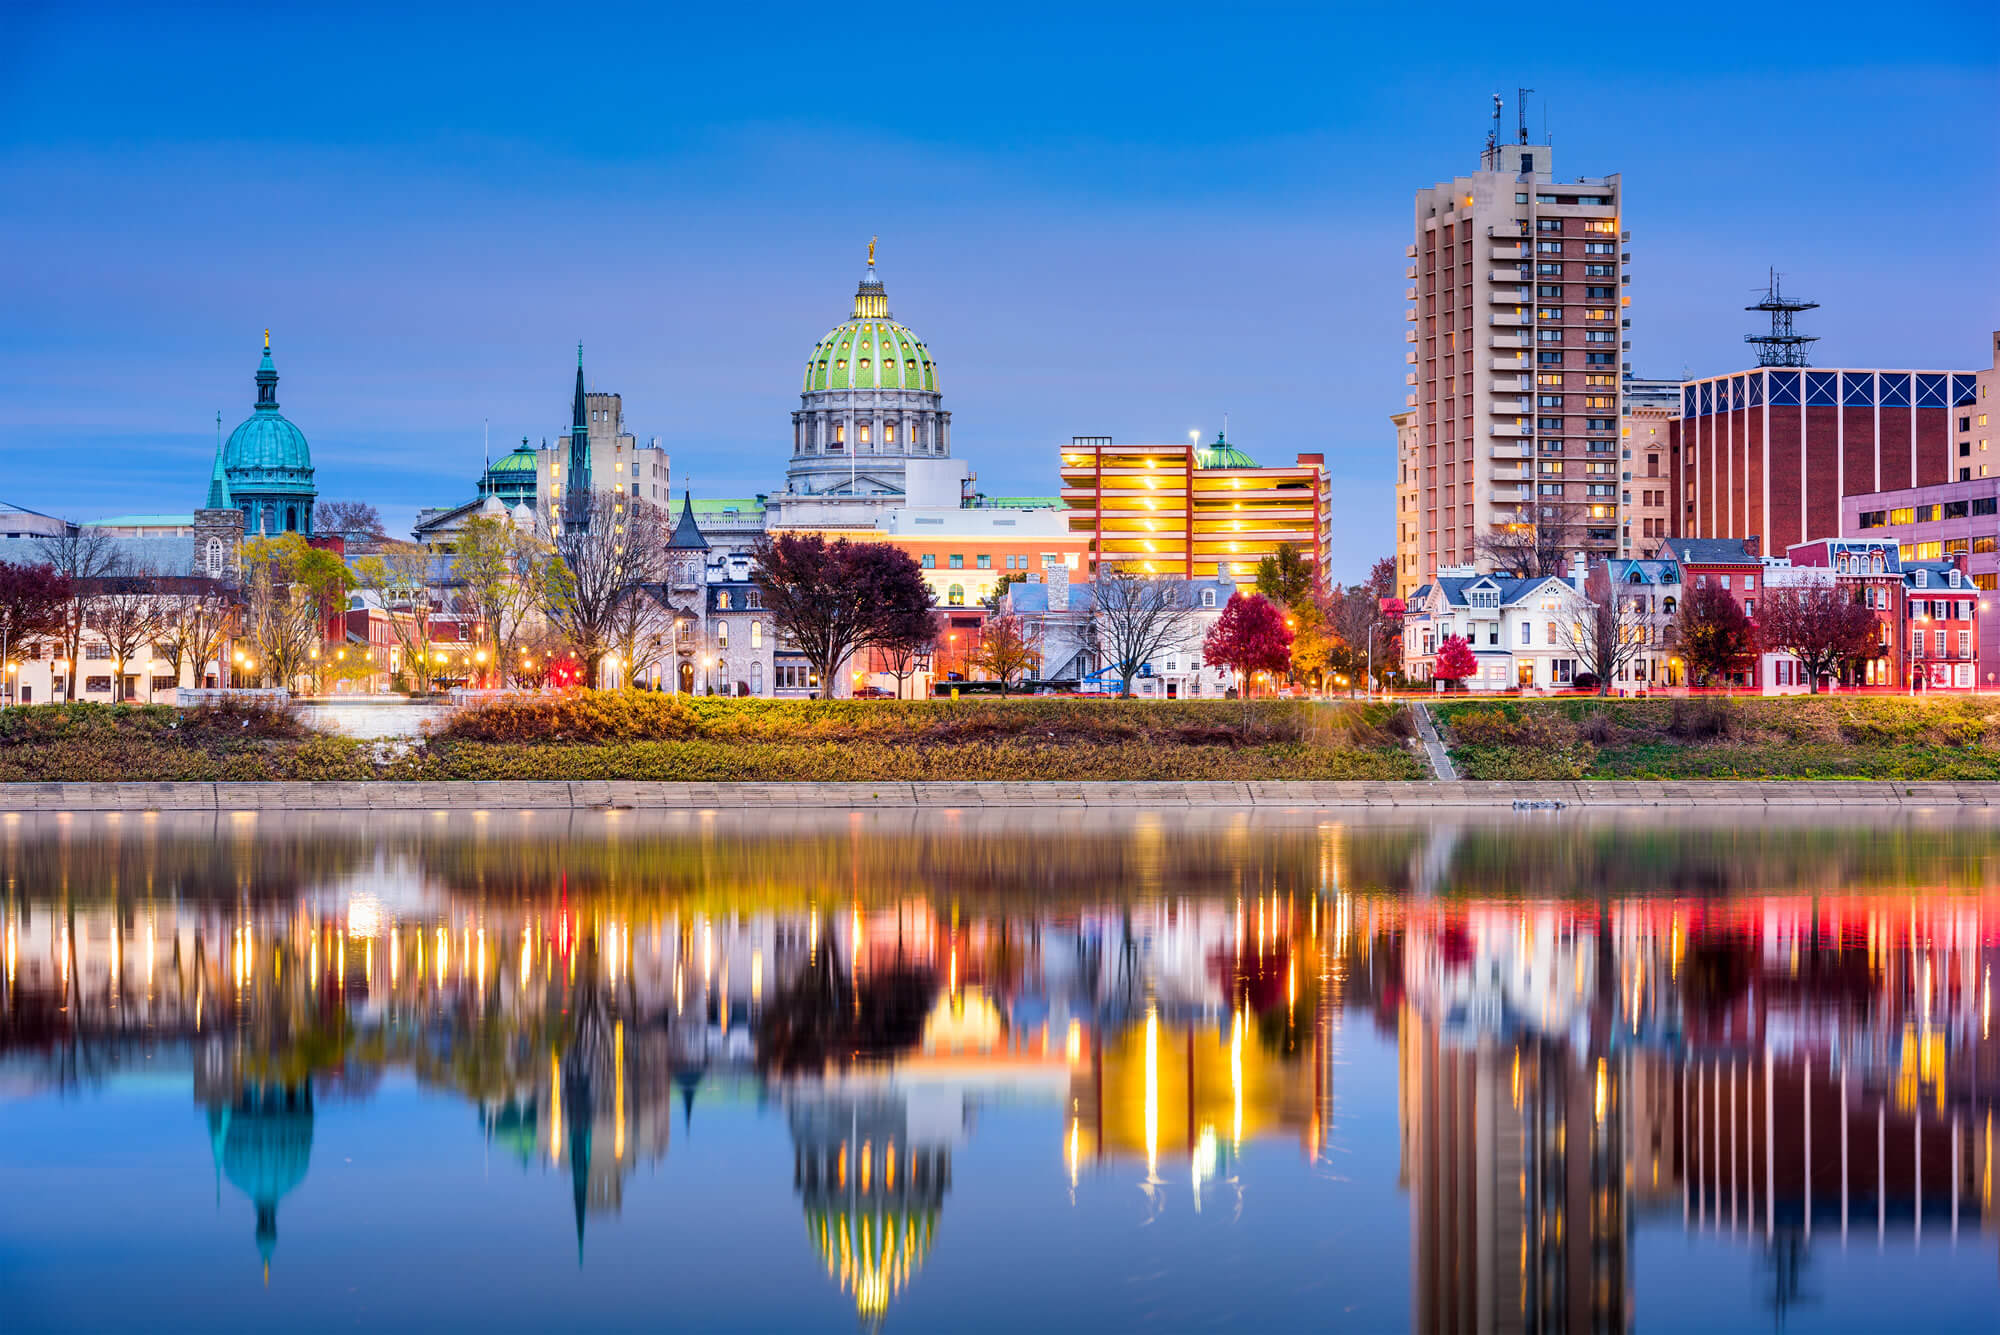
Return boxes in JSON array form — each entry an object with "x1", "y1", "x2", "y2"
[
  {"x1": 32, "y1": 526, "x2": 123, "y2": 697},
  {"x1": 882, "y1": 610, "x2": 942, "y2": 700},
  {"x1": 85, "y1": 571, "x2": 170, "y2": 702},
  {"x1": 1555, "y1": 564, "x2": 1661, "y2": 694},
  {"x1": 539, "y1": 491, "x2": 669, "y2": 685},
  {"x1": 1758, "y1": 582, "x2": 1880, "y2": 693},
  {"x1": 157, "y1": 583, "x2": 237, "y2": 691},
  {"x1": 315, "y1": 500, "x2": 389, "y2": 553},
  {"x1": 611, "y1": 586, "x2": 675, "y2": 689},
  {"x1": 1090, "y1": 570, "x2": 1202, "y2": 696},
  {"x1": 1474, "y1": 505, "x2": 1587, "y2": 579}
]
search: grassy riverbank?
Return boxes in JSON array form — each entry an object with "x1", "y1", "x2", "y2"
[
  {"x1": 0, "y1": 696, "x2": 1426, "y2": 783},
  {"x1": 1431, "y1": 696, "x2": 2000, "y2": 780}
]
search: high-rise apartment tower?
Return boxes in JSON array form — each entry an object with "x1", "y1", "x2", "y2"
[{"x1": 1408, "y1": 106, "x2": 1628, "y2": 580}]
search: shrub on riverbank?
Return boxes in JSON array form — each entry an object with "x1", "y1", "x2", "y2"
[
  {"x1": 0, "y1": 696, "x2": 1424, "y2": 782},
  {"x1": 415, "y1": 694, "x2": 1425, "y2": 781},
  {"x1": 1432, "y1": 696, "x2": 2000, "y2": 780},
  {"x1": 0, "y1": 701, "x2": 374, "y2": 781}
]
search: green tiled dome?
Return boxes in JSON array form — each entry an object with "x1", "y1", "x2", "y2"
[
  {"x1": 802, "y1": 260, "x2": 938, "y2": 393},
  {"x1": 488, "y1": 442, "x2": 537, "y2": 473},
  {"x1": 1195, "y1": 433, "x2": 1258, "y2": 469},
  {"x1": 803, "y1": 318, "x2": 937, "y2": 393}
]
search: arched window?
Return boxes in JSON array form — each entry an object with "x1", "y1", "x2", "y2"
[
  {"x1": 948, "y1": 584, "x2": 964, "y2": 606},
  {"x1": 1201, "y1": 588, "x2": 1217, "y2": 608},
  {"x1": 751, "y1": 660, "x2": 763, "y2": 694},
  {"x1": 716, "y1": 619, "x2": 729, "y2": 648},
  {"x1": 285, "y1": 506, "x2": 298, "y2": 532},
  {"x1": 204, "y1": 537, "x2": 225, "y2": 578},
  {"x1": 747, "y1": 588, "x2": 761, "y2": 610},
  {"x1": 751, "y1": 621, "x2": 762, "y2": 649},
  {"x1": 717, "y1": 590, "x2": 732, "y2": 610}
]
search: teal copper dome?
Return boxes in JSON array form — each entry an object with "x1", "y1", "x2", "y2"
[
  {"x1": 225, "y1": 335, "x2": 313, "y2": 475},
  {"x1": 218, "y1": 332, "x2": 318, "y2": 535},
  {"x1": 802, "y1": 258, "x2": 938, "y2": 393},
  {"x1": 1195, "y1": 432, "x2": 1258, "y2": 469}
]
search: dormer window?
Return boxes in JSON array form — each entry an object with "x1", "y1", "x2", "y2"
[{"x1": 1915, "y1": 570, "x2": 1928, "y2": 587}]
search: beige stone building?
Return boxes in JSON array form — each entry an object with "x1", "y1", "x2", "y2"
[
  {"x1": 1407, "y1": 106, "x2": 1627, "y2": 583},
  {"x1": 1392, "y1": 410, "x2": 1420, "y2": 599},
  {"x1": 539, "y1": 390, "x2": 670, "y2": 513}
]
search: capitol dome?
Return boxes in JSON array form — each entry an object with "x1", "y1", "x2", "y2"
[
  {"x1": 803, "y1": 301, "x2": 938, "y2": 394},
  {"x1": 785, "y1": 245, "x2": 953, "y2": 508},
  {"x1": 220, "y1": 333, "x2": 318, "y2": 535}
]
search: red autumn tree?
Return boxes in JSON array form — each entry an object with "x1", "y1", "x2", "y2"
[
  {"x1": 1202, "y1": 592, "x2": 1293, "y2": 698},
  {"x1": 1757, "y1": 583, "x2": 1880, "y2": 692},
  {"x1": 1432, "y1": 634, "x2": 1478, "y2": 690}
]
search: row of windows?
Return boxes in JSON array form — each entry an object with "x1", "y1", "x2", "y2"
[
  {"x1": 1858, "y1": 497, "x2": 1998, "y2": 527},
  {"x1": 1687, "y1": 371, "x2": 1979, "y2": 416},
  {"x1": 918, "y1": 552, "x2": 1043, "y2": 571}
]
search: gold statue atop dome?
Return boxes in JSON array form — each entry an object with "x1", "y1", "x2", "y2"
[{"x1": 867, "y1": 236, "x2": 876, "y2": 266}]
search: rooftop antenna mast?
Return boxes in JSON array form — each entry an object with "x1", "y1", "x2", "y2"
[
  {"x1": 1487, "y1": 92, "x2": 1502, "y2": 157},
  {"x1": 1743, "y1": 268, "x2": 1819, "y2": 367},
  {"x1": 1516, "y1": 87, "x2": 1534, "y2": 143}
]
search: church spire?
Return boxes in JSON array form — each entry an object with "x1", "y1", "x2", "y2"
[
  {"x1": 565, "y1": 344, "x2": 593, "y2": 527},
  {"x1": 205, "y1": 441, "x2": 233, "y2": 509}
]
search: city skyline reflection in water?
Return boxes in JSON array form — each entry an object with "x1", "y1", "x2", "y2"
[{"x1": 1, "y1": 808, "x2": 1996, "y2": 1333}]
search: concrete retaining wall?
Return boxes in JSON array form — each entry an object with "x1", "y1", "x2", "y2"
[{"x1": 2, "y1": 780, "x2": 1996, "y2": 811}]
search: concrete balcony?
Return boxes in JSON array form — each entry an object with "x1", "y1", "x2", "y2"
[
  {"x1": 1488, "y1": 396, "x2": 1529, "y2": 413},
  {"x1": 1489, "y1": 267, "x2": 1526, "y2": 284},
  {"x1": 1405, "y1": 243, "x2": 1417, "y2": 258},
  {"x1": 1404, "y1": 372, "x2": 1418, "y2": 386},
  {"x1": 1405, "y1": 265, "x2": 1417, "y2": 279},
  {"x1": 1490, "y1": 442, "x2": 1531, "y2": 460},
  {"x1": 1405, "y1": 393, "x2": 1417, "y2": 408},
  {"x1": 1405, "y1": 285, "x2": 1417, "y2": 300},
  {"x1": 1405, "y1": 307, "x2": 1417, "y2": 322},
  {"x1": 1491, "y1": 375, "x2": 1529, "y2": 392},
  {"x1": 1406, "y1": 351, "x2": 1417, "y2": 364},
  {"x1": 1490, "y1": 423, "x2": 1530, "y2": 438},
  {"x1": 1491, "y1": 486, "x2": 1533, "y2": 503},
  {"x1": 1490, "y1": 244, "x2": 1527, "y2": 261},
  {"x1": 1488, "y1": 285, "x2": 1529, "y2": 303},
  {"x1": 1489, "y1": 334, "x2": 1529, "y2": 350},
  {"x1": 1491, "y1": 465, "x2": 1531, "y2": 481},
  {"x1": 1489, "y1": 312, "x2": 1529, "y2": 327}
]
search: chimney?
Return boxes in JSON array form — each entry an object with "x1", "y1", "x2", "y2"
[
  {"x1": 1045, "y1": 555, "x2": 1070, "y2": 611},
  {"x1": 1743, "y1": 535, "x2": 1761, "y2": 558},
  {"x1": 1569, "y1": 552, "x2": 1589, "y2": 592}
]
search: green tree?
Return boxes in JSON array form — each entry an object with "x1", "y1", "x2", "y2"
[
  {"x1": 1254, "y1": 543, "x2": 1314, "y2": 609},
  {"x1": 353, "y1": 541, "x2": 441, "y2": 692},
  {"x1": 450, "y1": 516, "x2": 552, "y2": 686},
  {"x1": 240, "y1": 534, "x2": 353, "y2": 691}
]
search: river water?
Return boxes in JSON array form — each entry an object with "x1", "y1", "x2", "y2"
[{"x1": 2, "y1": 807, "x2": 1996, "y2": 1332}]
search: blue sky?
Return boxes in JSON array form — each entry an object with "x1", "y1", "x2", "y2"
[{"x1": 1, "y1": 1, "x2": 1994, "y2": 578}]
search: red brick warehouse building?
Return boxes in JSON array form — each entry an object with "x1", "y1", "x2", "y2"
[{"x1": 1672, "y1": 367, "x2": 1981, "y2": 553}]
